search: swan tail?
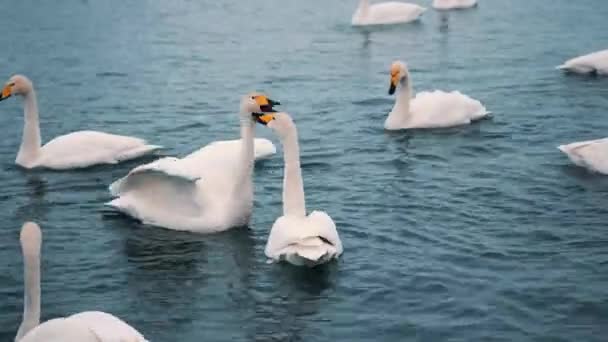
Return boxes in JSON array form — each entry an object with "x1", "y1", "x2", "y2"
[
  {"x1": 253, "y1": 138, "x2": 277, "y2": 160},
  {"x1": 115, "y1": 144, "x2": 163, "y2": 163},
  {"x1": 278, "y1": 237, "x2": 338, "y2": 267}
]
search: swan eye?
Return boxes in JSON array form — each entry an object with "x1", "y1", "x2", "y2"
[
  {"x1": 251, "y1": 96, "x2": 256, "y2": 100},
  {"x1": 9, "y1": 82, "x2": 15, "y2": 87}
]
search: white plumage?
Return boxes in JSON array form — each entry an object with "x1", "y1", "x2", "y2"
[
  {"x1": 352, "y1": 0, "x2": 426, "y2": 26},
  {"x1": 557, "y1": 49, "x2": 608, "y2": 75},
  {"x1": 559, "y1": 138, "x2": 608, "y2": 174}
]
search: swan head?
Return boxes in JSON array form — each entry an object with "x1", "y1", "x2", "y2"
[
  {"x1": 0, "y1": 75, "x2": 33, "y2": 101},
  {"x1": 388, "y1": 61, "x2": 409, "y2": 95},
  {"x1": 240, "y1": 93, "x2": 280, "y2": 120},
  {"x1": 252, "y1": 112, "x2": 295, "y2": 139}
]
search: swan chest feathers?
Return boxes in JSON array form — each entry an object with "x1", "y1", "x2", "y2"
[
  {"x1": 352, "y1": 2, "x2": 426, "y2": 26},
  {"x1": 32, "y1": 130, "x2": 161, "y2": 170},
  {"x1": 387, "y1": 90, "x2": 488, "y2": 129},
  {"x1": 265, "y1": 211, "x2": 343, "y2": 267},
  {"x1": 559, "y1": 138, "x2": 608, "y2": 174}
]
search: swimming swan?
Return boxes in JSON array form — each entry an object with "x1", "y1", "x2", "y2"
[
  {"x1": 0, "y1": 75, "x2": 161, "y2": 169},
  {"x1": 557, "y1": 49, "x2": 608, "y2": 75},
  {"x1": 107, "y1": 94, "x2": 279, "y2": 233},
  {"x1": 433, "y1": 0, "x2": 478, "y2": 10},
  {"x1": 15, "y1": 222, "x2": 147, "y2": 342},
  {"x1": 385, "y1": 60, "x2": 489, "y2": 130},
  {"x1": 558, "y1": 138, "x2": 608, "y2": 174},
  {"x1": 253, "y1": 112, "x2": 343, "y2": 267},
  {"x1": 352, "y1": 0, "x2": 426, "y2": 26}
]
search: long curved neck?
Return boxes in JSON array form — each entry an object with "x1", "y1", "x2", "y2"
[
  {"x1": 15, "y1": 250, "x2": 41, "y2": 341},
  {"x1": 17, "y1": 90, "x2": 42, "y2": 167},
  {"x1": 232, "y1": 117, "x2": 255, "y2": 197},
  {"x1": 356, "y1": 0, "x2": 370, "y2": 16},
  {"x1": 281, "y1": 125, "x2": 306, "y2": 217},
  {"x1": 388, "y1": 78, "x2": 413, "y2": 124}
]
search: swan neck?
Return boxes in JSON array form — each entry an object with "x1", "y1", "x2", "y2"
[
  {"x1": 281, "y1": 125, "x2": 306, "y2": 217},
  {"x1": 15, "y1": 250, "x2": 41, "y2": 341},
  {"x1": 17, "y1": 91, "x2": 42, "y2": 167},
  {"x1": 232, "y1": 118, "x2": 255, "y2": 196},
  {"x1": 390, "y1": 78, "x2": 413, "y2": 123}
]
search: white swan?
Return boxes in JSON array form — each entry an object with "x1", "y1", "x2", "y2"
[
  {"x1": 253, "y1": 112, "x2": 343, "y2": 267},
  {"x1": 558, "y1": 138, "x2": 608, "y2": 174},
  {"x1": 0, "y1": 75, "x2": 161, "y2": 170},
  {"x1": 557, "y1": 49, "x2": 608, "y2": 75},
  {"x1": 433, "y1": 0, "x2": 477, "y2": 10},
  {"x1": 107, "y1": 93, "x2": 279, "y2": 233},
  {"x1": 385, "y1": 60, "x2": 489, "y2": 130},
  {"x1": 16, "y1": 222, "x2": 147, "y2": 342},
  {"x1": 352, "y1": 0, "x2": 426, "y2": 26}
]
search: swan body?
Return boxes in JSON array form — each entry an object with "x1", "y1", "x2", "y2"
[
  {"x1": 107, "y1": 94, "x2": 279, "y2": 233},
  {"x1": 352, "y1": 0, "x2": 426, "y2": 26},
  {"x1": 0, "y1": 75, "x2": 160, "y2": 169},
  {"x1": 253, "y1": 112, "x2": 343, "y2": 267},
  {"x1": 433, "y1": 0, "x2": 477, "y2": 10},
  {"x1": 557, "y1": 49, "x2": 608, "y2": 75},
  {"x1": 386, "y1": 61, "x2": 489, "y2": 130},
  {"x1": 558, "y1": 138, "x2": 608, "y2": 174},
  {"x1": 16, "y1": 222, "x2": 147, "y2": 342}
]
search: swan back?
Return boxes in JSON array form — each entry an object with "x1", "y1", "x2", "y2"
[
  {"x1": 433, "y1": 0, "x2": 477, "y2": 10},
  {"x1": 558, "y1": 49, "x2": 608, "y2": 75},
  {"x1": 19, "y1": 318, "x2": 101, "y2": 342},
  {"x1": 408, "y1": 90, "x2": 488, "y2": 128},
  {"x1": 352, "y1": 1, "x2": 426, "y2": 26},
  {"x1": 68, "y1": 311, "x2": 148, "y2": 341}
]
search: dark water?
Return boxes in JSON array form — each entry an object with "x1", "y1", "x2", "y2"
[{"x1": 1, "y1": 0, "x2": 608, "y2": 341}]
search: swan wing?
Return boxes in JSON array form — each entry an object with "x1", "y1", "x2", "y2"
[
  {"x1": 265, "y1": 211, "x2": 342, "y2": 265},
  {"x1": 557, "y1": 49, "x2": 608, "y2": 75},
  {"x1": 409, "y1": 90, "x2": 488, "y2": 128},
  {"x1": 559, "y1": 138, "x2": 608, "y2": 173},
  {"x1": 19, "y1": 318, "x2": 101, "y2": 342},
  {"x1": 38, "y1": 130, "x2": 161, "y2": 169},
  {"x1": 68, "y1": 311, "x2": 147, "y2": 342}
]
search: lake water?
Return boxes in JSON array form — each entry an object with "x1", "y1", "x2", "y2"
[{"x1": 1, "y1": 0, "x2": 607, "y2": 341}]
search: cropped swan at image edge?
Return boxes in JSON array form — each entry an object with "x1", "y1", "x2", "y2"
[
  {"x1": 558, "y1": 138, "x2": 608, "y2": 174},
  {"x1": 352, "y1": 0, "x2": 426, "y2": 26},
  {"x1": 557, "y1": 49, "x2": 608, "y2": 75},
  {"x1": 432, "y1": 0, "x2": 478, "y2": 10},
  {"x1": 15, "y1": 222, "x2": 147, "y2": 342},
  {"x1": 107, "y1": 94, "x2": 278, "y2": 233},
  {"x1": 385, "y1": 60, "x2": 489, "y2": 130},
  {"x1": 0, "y1": 75, "x2": 161, "y2": 170},
  {"x1": 253, "y1": 112, "x2": 343, "y2": 267}
]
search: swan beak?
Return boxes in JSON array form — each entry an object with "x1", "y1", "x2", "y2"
[
  {"x1": 255, "y1": 95, "x2": 280, "y2": 113},
  {"x1": 388, "y1": 73, "x2": 399, "y2": 95},
  {"x1": 252, "y1": 113, "x2": 275, "y2": 125},
  {"x1": 0, "y1": 84, "x2": 11, "y2": 101}
]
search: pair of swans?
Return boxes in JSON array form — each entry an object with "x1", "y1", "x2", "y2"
[
  {"x1": 351, "y1": 0, "x2": 478, "y2": 26},
  {"x1": 109, "y1": 95, "x2": 342, "y2": 266},
  {"x1": 15, "y1": 222, "x2": 147, "y2": 341},
  {"x1": 557, "y1": 49, "x2": 608, "y2": 173},
  {"x1": 0, "y1": 75, "x2": 160, "y2": 169},
  {"x1": 385, "y1": 60, "x2": 489, "y2": 130}
]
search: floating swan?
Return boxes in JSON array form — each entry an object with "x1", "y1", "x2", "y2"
[
  {"x1": 433, "y1": 0, "x2": 478, "y2": 10},
  {"x1": 385, "y1": 60, "x2": 489, "y2": 130},
  {"x1": 558, "y1": 138, "x2": 608, "y2": 174},
  {"x1": 557, "y1": 49, "x2": 608, "y2": 75},
  {"x1": 352, "y1": 0, "x2": 426, "y2": 26},
  {"x1": 253, "y1": 112, "x2": 343, "y2": 267},
  {"x1": 0, "y1": 75, "x2": 161, "y2": 169},
  {"x1": 107, "y1": 93, "x2": 279, "y2": 233},
  {"x1": 16, "y1": 222, "x2": 147, "y2": 342}
]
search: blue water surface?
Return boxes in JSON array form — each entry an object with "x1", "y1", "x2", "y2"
[{"x1": 1, "y1": 0, "x2": 607, "y2": 341}]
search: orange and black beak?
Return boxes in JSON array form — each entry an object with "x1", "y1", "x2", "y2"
[
  {"x1": 0, "y1": 84, "x2": 12, "y2": 102},
  {"x1": 388, "y1": 70, "x2": 400, "y2": 95},
  {"x1": 252, "y1": 112, "x2": 275, "y2": 125},
  {"x1": 253, "y1": 95, "x2": 280, "y2": 113}
]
